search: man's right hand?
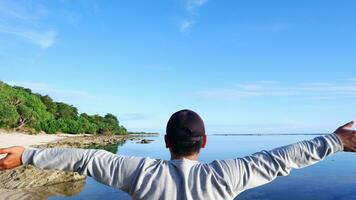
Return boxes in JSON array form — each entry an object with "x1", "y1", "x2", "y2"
[
  {"x1": 335, "y1": 121, "x2": 356, "y2": 152},
  {"x1": 0, "y1": 146, "x2": 25, "y2": 170}
]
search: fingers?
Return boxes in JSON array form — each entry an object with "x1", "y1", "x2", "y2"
[
  {"x1": 0, "y1": 146, "x2": 21, "y2": 155},
  {"x1": 340, "y1": 121, "x2": 354, "y2": 129},
  {"x1": 0, "y1": 148, "x2": 11, "y2": 155}
]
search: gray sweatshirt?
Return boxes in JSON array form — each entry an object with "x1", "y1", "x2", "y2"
[{"x1": 21, "y1": 133, "x2": 343, "y2": 200}]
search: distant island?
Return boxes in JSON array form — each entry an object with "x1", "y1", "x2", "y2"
[{"x1": 0, "y1": 81, "x2": 130, "y2": 135}]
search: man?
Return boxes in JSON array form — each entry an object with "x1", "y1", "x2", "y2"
[{"x1": 0, "y1": 109, "x2": 355, "y2": 200}]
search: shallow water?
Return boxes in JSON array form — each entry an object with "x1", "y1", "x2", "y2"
[{"x1": 48, "y1": 134, "x2": 356, "y2": 200}]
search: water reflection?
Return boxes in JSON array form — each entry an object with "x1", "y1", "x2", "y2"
[
  {"x1": 0, "y1": 180, "x2": 85, "y2": 200},
  {"x1": 88, "y1": 140, "x2": 127, "y2": 153}
]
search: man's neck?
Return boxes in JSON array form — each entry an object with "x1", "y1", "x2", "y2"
[{"x1": 170, "y1": 153, "x2": 199, "y2": 161}]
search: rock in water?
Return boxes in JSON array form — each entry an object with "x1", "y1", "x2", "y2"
[
  {"x1": 0, "y1": 165, "x2": 85, "y2": 189},
  {"x1": 138, "y1": 139, "x2": 154, "y2": 144},
  {"x1": 0, "y1": 165, "x2": 85, "y2": 200},
  {"x1": 0, "y1": 181, "x2": 85, "y2": 200}
]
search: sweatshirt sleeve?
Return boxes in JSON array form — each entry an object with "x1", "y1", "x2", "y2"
[
  {"x1": 21, "y1": 148, "x2": 145, "y2": 192},
  {"x1": 211, "y1": 133, "x2": 344, "y2": 195}
]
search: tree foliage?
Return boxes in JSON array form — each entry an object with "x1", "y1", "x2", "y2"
[
  {"x1": 0, "y1": 81, "x2": 127, "y2": 135},
  {"x1": 0, "y1": 101, "x2": 19, "y2": 128}
]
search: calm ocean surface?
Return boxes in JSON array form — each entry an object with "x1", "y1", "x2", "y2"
[{"x1": 49, "y1": 134, "x2": 356, "y2": 200}]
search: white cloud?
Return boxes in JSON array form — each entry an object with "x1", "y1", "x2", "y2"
[
  {"x1": 186, "y1": 0, "x2": 208, "y2": 13},
  {"x1": 179, "y1": 0, "x2": 207, "y2": 33},
  {"x1": 180, "y1": 19, "x2": 195, "y2": 32},
  {"x1": 196, "y1": 80, "x2": 356, "y2": 100},
  {"x1": 0, "y1": 1, "x2": 56, "y2": 48},
  {"x1": 0, "y1": 26, "x2": 56, "y2": 48}
]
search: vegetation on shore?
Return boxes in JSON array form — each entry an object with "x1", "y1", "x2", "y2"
[{"x1": 0, "y1": 81, "x2": 127, "y2": 135}]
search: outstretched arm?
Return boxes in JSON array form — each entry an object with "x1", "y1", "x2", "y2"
[
  {"x1": 0, "y1": 147, "x2": 144, "y2": 192},
  {"x1": 211, "y1": 121, "x2": 355, "y2": 195}
]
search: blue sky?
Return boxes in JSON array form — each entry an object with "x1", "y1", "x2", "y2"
[{"x1": 1, "y1": 0, "x2": 356, "y2": 134}]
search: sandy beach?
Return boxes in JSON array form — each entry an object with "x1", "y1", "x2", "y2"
[
  {"x1": 0, "y1": 131, "x2": 57, "y2": 161},
  {"x1": 0, "y1": 131, "x2": 70, "y2": 148},
  {"x1": 0, "y1": 130, "x2": 76, "y2": 160}
]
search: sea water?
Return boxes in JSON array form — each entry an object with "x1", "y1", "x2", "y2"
[{"x1": 49, "y1": 134, "x2": 356, "y2": 200}]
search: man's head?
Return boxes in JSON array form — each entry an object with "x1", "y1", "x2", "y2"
[{"x1": 165, "y1": 109, "x2": 207, "y2": 159}]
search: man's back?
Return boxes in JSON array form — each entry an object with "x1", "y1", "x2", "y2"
[{"x1": 130, "y1": 159, "x2": 235, "y2": 200}]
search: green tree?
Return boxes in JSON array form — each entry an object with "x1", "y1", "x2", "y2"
[
  {"x1": 56, "y1": 118, "x2": 80, "y2": 134},
  {"x1": 78, "y1": 115, "x2": 91, "y2": 133},
  {"x1": 0, "y1": 81, "x2": 129, "y2": 135},
  {"x1": 14, "y1": 88, "x2": 51, "y2": 131},
  {"x1": 83, "y1": 114, "x2": 106, "y2": 134},
  {"x1": 104, "y1": 113, "x2": 120, "y2": 133},
  {"x1": 0, "y1": 100, "x2": 19, "y2": 128},
  {"x1": 41, "y1": 119, "x2": 60, "y2": 134},
  {"x1": 16, "y1": 104, "x2": 40, "y2": 130},
  {"x1": 65, "y1": 119, "x2": 80, "y2": 134},
  {"x1": 54, "y1": 102, "x2": 78, "y2": 120},
  {"x1": 40, "y1": 95, "x2": 57, "y2": 114},
  {"x1": 118, "y1": 125, "x2": 128, "y2": 135}
]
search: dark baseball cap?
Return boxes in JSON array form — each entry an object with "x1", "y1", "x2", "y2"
[{"x1": 166, "y1": 109, "x2": 206, "y2": 141}]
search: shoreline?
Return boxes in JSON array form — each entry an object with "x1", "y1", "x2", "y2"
[{"x1": 0, "y1": 130, "x2": 159, "y2": 149}]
